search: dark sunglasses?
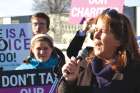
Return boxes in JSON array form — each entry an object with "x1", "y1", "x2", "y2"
[{"x1": 102, "y1": 8, "x2": 119, "y2": 17}]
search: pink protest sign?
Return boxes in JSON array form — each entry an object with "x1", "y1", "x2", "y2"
[{"x1": 69, "y1": 0, "x2": 124, "y2": 24}]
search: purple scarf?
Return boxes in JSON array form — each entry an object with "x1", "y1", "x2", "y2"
[{"x1": 91, "y1": 57, "x2": 115, "y2": 88}]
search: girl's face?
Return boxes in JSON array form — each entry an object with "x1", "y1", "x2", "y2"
[
  {"x1": 31, "y1": 41, "x2": 53, "y2": 62},
  {"x1": 93, "y1": 18, "x2": 120, "y2": 59}
]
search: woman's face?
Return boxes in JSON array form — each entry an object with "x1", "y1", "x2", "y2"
[
  {"x1": 31, "y1": 41, "x2": 53, "y2": 62},
  {"x1": 93, "y1": 18, "x2": 120, "y2": 59}
]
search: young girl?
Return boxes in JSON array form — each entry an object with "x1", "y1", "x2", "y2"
[{"x1": 16, "y1": 34, "x2": 64, "y2": 76}]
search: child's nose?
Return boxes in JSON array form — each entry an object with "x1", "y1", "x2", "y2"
[{"x1": 40, "y1": 50, "x2": 45, "y2": 54}]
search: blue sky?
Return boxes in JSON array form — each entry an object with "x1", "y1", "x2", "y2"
[{"x1": 0, "y1": 0, "x2": 34, "y2": 17}]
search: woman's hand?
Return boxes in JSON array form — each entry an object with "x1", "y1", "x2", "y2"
[
  {"x1": 82, "y1": 18, "x2": 95, "y2": 32},
  {"x1": 62, "y1": 57, "x2": 81, "y2": 81}
]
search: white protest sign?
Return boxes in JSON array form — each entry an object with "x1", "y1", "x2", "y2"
[{"x1": 0, "y1": 23, "x2": 32, "y2": 70}]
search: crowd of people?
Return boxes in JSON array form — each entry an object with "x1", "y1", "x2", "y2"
[{"x1": 4, "y1": 8, "x2": 140, "y2": 93}]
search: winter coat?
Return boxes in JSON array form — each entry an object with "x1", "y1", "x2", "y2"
[
  {"x1": 58, "y1": 57, "x2": 140, "y2": 93},
  {"x1": 16, "y1": 48, "x2": 65, "y2": 77}
]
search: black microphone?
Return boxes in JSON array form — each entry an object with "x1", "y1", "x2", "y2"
[{"x1": 76, "y1": 56, "x2": 83, "y2": 61}]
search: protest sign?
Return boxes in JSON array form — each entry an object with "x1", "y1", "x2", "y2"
[
  {"x1": 0, "y1": 23, "x2": 32, "y2": 70},
  {"x1": 0, "y1": 69, "x2": 58, "y2": 93},
  {"x1": 69, "y1": 0, "x2": 124, "y2": 24}
]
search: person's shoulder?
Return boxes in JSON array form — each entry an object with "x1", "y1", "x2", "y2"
[
  {"x1": 131, "y1": 58, "x2": 140, "y2": 68},
  {"x1": 54, "y1": 47, "x2": 62, "y2": 52},
  {"x1": 15, "y1": 63, "x2": 35, "y2": 70},
  {"x1": 127, "y1": 58, "x2": 140, "y2": 77},
  {"x1": 54, "y1": 47, "x2": 64, "y2": 56},
  {"x1": 127, "y1": 58, "x2": 140, "y2": 85},
  {"x1": 53, "y1": 47, "x2": 65, "y2": 62},
  {"x1": 127, "y1": 58, "x2": 140, "y2": 70}
]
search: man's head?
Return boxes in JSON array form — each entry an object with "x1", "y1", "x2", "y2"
[{"x1": 31, "y1": 12, "x2": 50, "y2": 35}]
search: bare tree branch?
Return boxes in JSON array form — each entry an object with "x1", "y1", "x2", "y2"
[{"x1": 32, "y1": 0, "x2": 70, "y2": 14}]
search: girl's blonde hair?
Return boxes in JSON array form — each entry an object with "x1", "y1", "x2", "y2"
[{"x1": 31, "y1": 34, "x2": 53, "y2": 48}]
